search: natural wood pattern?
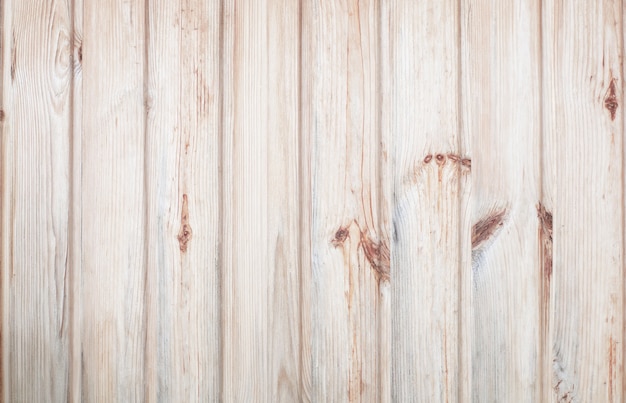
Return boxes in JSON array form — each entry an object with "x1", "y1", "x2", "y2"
[
  {"x1": 80, "y1": 0, "x2": 147, "y2": 400},
  {"x1": 301, "y1": 0, "x2": 390, "y2": 401},
  {"x1": 1, "y1": 1, "x2": 626, "y2": 402},
  {"x1": 543, "y1": 0, "x2": 624, "y2": 401},
  {"x1": 221, "y1": 1, "x2": 301, "y2": 401},
  {"x1": 0, "y1": 0, "x2": 73, "y2": 401},
  {"x1": 462, "y1": 0, "x2": 543, "y2": 401},
  {"x1": 144, "y1": 0, "x2": 221, "y2": 401},
  {"x1": 386, "y1": 0, "x2": 466, "y2": 401}
]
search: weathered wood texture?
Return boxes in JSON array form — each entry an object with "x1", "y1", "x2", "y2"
[
  {"x1": 543, "y1": 1, "x2": 624, "y2": 401},
  {"x1": 0, "y1": 1, "x2": 624, "y2": 402},
  {"x1": 462, "y1": 0, "x2": 542, "y2": 401}
]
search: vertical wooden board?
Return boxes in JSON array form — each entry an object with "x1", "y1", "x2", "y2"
[
  {"x1": 144, "y1": 0, "x2": 221, "y2": 400},
  {"x1": 302, "y1": 0, "x2": 389, "y2": 401},
  {"x1": 221, "y1": 1, "x2": 269, "y2": 399},
  {"x1": 80, "y1": 0, "x2": 146, "y2": 401},
  {"x1": 266, "y1": 0, "x2": 302, "y2": 401},
  {"x1": 461, "y1": 0, "x2": 542, "y2": 400},
  {"x1": 0, "y1": 0, "x2": 73, "y2": 401},
  {"x1": 221, "y1": 0, "x2": 301, "y2": 400},
  {"x1": 543, "y1": 0, "x2": 624, "y2": 401},
  {"x1": 385, "y1": 0, "x2": 465, "y2": 401}
]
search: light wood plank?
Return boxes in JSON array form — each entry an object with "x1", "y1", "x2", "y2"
[
  {"x1": 0, "y1": 0, "x2": 73, "y2": 400},
  {"x1": 68, "y1": 0, "x2": 83, "y2": 400},
  {"x1": 461, "y1": 0, "x2": 543, "y2": 401},
  {"x1": 302, "y1": 0, "x2": 390, "y2": 401},
  {"x1": 221, "y1": 0, "x2": 301, "y2": 400},
  {"x1": 266, "y1": 0, "x2": 303, "y2": 401},
  {"x1": 80, "y1": 0, "x2": 147, "y2": 400},
  {"x1": 385, "y1": 0, "x2": 466, "y2": 401},
  {"x1": 144, "y1": 0, "x2": 221, "y2": 401},
  {"x1": 543, "y1": 0, "x2": 624, "y2": 401}
]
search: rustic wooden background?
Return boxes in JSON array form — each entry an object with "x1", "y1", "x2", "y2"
[{"x1": 0, "y1": 0, "x2": 623, "y2": 401}]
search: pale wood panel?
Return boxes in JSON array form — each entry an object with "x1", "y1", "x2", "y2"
[
  {"x1": 301, "y1": 0, "x2": 389, "y2": 401},
  {"x1": 221, "y1": 0, "x2": 301, "y2": 401},
  {"x1": 80, "y1": 0, "x2": 147, "y2": 400},
  {"x1": 144, "y1": 0, "x2": 221, "y2": 401},
  {"x1": 461, "y1": 0, "x2": 543, "y2": 401},
  {"x1": 543, "y1": 0, "x2": 624, "y2": 401},
  {"x1": 68, "y1": 0, "x2": 83, "y2": 399},
  {"x1": 385, "y1": 0, "x2": 466, "y2": 401},
  {"x1": 0, "y1": 0, "x2": 73, "y2": 401},
  {"x1": 266, "y1": 0, "x2": 303, "y2": 401}
]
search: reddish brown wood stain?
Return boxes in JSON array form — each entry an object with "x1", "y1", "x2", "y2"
[
  {"x1": 177, "y1": 194, "x2": 192, "y2": 253},
  {"x1": 537, "y1": 203, "x2": 553, "y2": 282},
  {"x1": 332, "y1": 227, "x2": 349, "y2": 247},
  {"x1": 10, "y1": 31, "x2": 16, "y2": 81},
  {"x1": 332, "y1": 222, "x2": 390, "y2": 284},
  {"x1": 608, "y1": 335, "x2": 616, "y2": 403},
  {"x1": 605, "y1": 78, "x2": 619, "y2": 121},
  {"x1": 471, "y1": 209, "x2": 507, "y2": 250},
  {"x1": 360, "y1": 232, "x2": 390, "y2": 284}
]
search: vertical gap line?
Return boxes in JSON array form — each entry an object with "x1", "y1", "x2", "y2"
[
  {"x1": 217, "y1": 0, "x2": 225, "y2": 399},
  {"x1": 67, "y1": 0, "x2": 77, "y2": 399},
  {"x1": 297, "y1": 0, "x2": 305, "y2": 400},
  {"x1": 375, "y1": 0, "x2": 382, "y2": 399},
  {"x1": 141, "y1": 0, "x2": 153, "y2": 401},
  {"x1": 0, "y1": 0, "x2": 7, "y2": 398},
  {"x1": 538, "y1": 0, "x2": 546, "y2": 401},
  {"x1": 455, "y1": 0, "x2": 464, "y2": 400},
  {"x1": 0, "y1": 0, "x2": 13, "y2": 399},
  {"x1": 618, "y1": 2, "x2": 626, "y2": 398}
]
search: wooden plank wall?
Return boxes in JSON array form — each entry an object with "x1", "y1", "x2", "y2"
[{"x1": 0, "y1": 0, "x2": 623, "y2": 402}]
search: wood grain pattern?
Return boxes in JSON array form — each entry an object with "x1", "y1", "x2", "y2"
[
  {"x1": 543, "y1": 0, "x2": 624, "y2": 401},
  {"x1": 462, "y1": 0, "x2": 543, "y2": 401},
  {"x1": 301, "y1": 0, "x2": 390, "y2": 401},
  {"x1": 221, "y1": 1, "x2": 301, "y2": 401},
  {"x1": 386, "y1": 0, "x2": 466, "y2": 401},
  {"x1": 144, "y1": 0, "x2": 221, "y2": 401},
  {"x1": 1, "y1": 0, "x2": 73, "y2": 401},
  {"x1": 80, "y1": 0, "x2": 147, "y2": 400},
  {"x1": 1, "y1": 1, "x2": 626, "y2": 401}
]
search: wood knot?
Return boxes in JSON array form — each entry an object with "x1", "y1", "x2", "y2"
[
  {"x1": 435, "y1": 154, "x2": 446, "y2": 165},
  {"x1": 332, "y1": 227, "x2": 349, "y2": 247},
  {"x1": 177, "y1": 194, "x2": 192, "y2": 253},
  {"x1": 361, "y1": 233, "x2": 390, "y2": 283},
  {"x1": 605, "y1": 78, "x2": 619, "y2": 121},
  {"x1": 472, "y1": 208, "x2": 507, "y2": 250},
  {"x1": 423, "y1": 154, "x2": 433, "y2": 163},
  {"x1": 447, "y1": 153, "x2": 460, "y2": 163}
]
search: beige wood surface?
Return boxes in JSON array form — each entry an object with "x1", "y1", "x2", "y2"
[
  {"x1": 385, "y1": 0, "x2": 468, "y2": 401},
  {"x1": 1, "y1": 1, "x2": 625, "y2": 402},
  {"x1": 145, "y1": 0, "x2": 222, "y2": 400},
  {"x1": 543, "y1": 0, "x2": 624, "y2": 401},
  {"x1": 1, "y1": 0, "x2": 73, "y2": 401},
  {"x1": 462, "y1": 0, "x2": 542, "y2": 401},
  {"x1": 80, "y1": 0, "x2": 147, "y2": 400}
]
